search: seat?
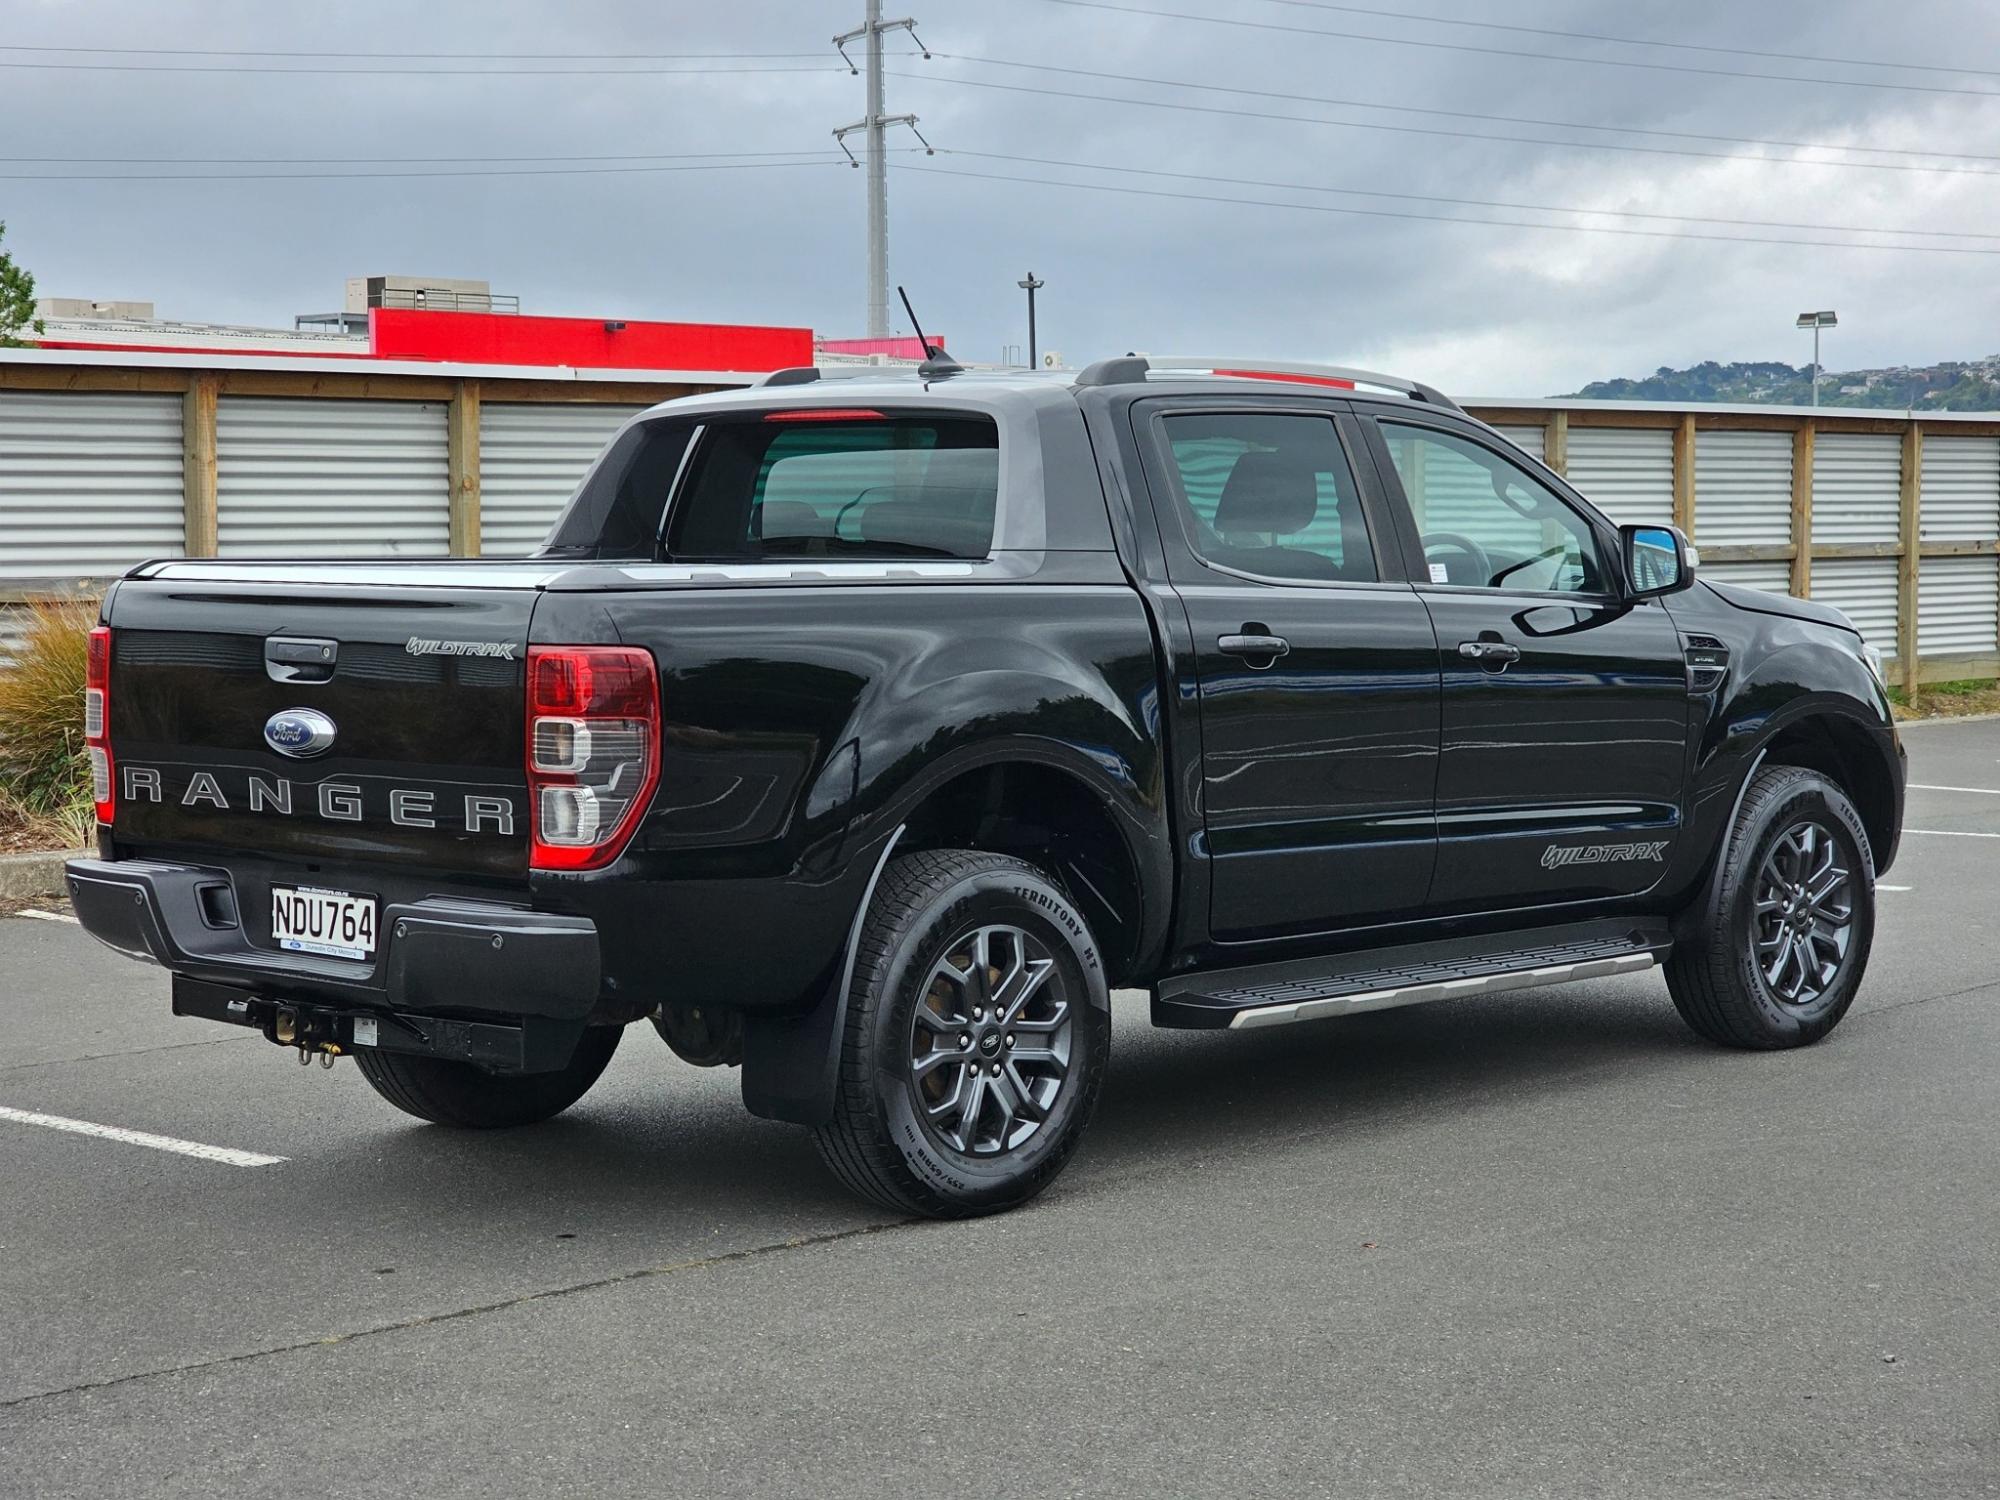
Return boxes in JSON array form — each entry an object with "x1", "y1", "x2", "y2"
[{"x1": 1211, "y1": 451, "x2": 1353, "y2": 581}]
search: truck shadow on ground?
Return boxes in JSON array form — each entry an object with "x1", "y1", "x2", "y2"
[{"x1": 294, "y1": 975, "x2": 1724, "y2": 1225}]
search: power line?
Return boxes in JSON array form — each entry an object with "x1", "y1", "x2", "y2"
[
  {"x1": 933, "y1": 54, "x2": 2000, "y2": 167},
  {"x1": 891, "y1": 161, "x2": 2000, "y2": 255},
  {"x1": 1028, "y1": 0, "x2": 2000, "y2": 99},
  {"x1": 1257, "y1": 0, "x2": 2000, "y2": 80},
  {"x1": 0, "y1": 44, "x2": 833, "y2": 60},
  {"x1": 0, "y1": 159, "x2": 851, "y2": 183},
  {"x1": 891, "y1": 70, "x2": 2000, "y2": 178},
  {"x1": 2, "y1": 148, "x2": 880, "y2": 166},
  {"x1": 934, "y1": 148, "x2": 2000, "y2": 242},
  {"x1": 0, "y1": 59, "x2": 851, "y2": 77}
]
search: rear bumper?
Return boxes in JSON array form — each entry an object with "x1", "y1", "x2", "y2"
[{"x1": 65, "y1": 857, "x2": 601, "y2": 1021}]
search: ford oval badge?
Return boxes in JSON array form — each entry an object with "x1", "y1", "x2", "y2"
[{"x1": 263, "y1": 708, "x2": 337, "y2": 759}]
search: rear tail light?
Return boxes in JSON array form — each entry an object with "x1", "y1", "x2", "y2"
[
  {"x1": 526, "y1": 646, "x2": 660, "y2": 871},
  {"x1": 85, "y1": 625, "x2": 113, "y2": 826}
]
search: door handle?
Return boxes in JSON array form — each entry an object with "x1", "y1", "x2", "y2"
[
  {"x1": 1457, "y1": 640, "x2": 1521, "y2": 664},
  {"x1": 1218, "y1": 633, "x2": 1291, "y2": 663}
]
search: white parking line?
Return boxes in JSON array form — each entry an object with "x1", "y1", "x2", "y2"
[
  {"x1": 1906, "y1": 828, "x2": 2000, "y2": 839},
  {"x1": 0, "y1": 1105, "x2": 286, "y2": 1167},
  {"x1": 1878, "y1": 885, "x2": 1913, "y2": 892},
  {"x1": 1909, "y1": 784, "x2": 2000, "y2": 796},
  {"x1": 15, "y1": 910, "x2": 79, "y2": 925}
]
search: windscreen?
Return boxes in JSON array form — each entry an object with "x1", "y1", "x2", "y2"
[{"x1": 665, "y1": 413, "x2": 1000, "y2": 562}]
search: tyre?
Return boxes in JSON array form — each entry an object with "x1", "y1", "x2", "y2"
[
  {"x1": 1667, "y1": 765, "x2": 1876, "y2": 1049},
  {"x1": 813, "y1": 850, "x2": 1112, "y2": 1218},
  {"x1": 353, "y1": 1024, "x2": 623, "y2": 1128}
]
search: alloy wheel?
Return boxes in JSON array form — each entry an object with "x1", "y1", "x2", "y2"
[
  {"x1": 1750, "y1": 818, "x2": 1855, "y2": 1006},
  {"x1": 910, "y1": 924, "x2": 1074, "y2": 1156}
]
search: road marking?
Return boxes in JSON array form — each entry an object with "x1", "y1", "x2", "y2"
[
  {"x1": 16, "y1": 909, "x2": 78, "y2": 925},
  {"x1": 1878, "y1": 884, "x2": 1913, "y2": 892},
  {"x1": 1905, "y1": 828, "x2": 2000, "y2": 839},
  {"x1": 0, "y1": 1105, "x2": 286, "y2": 1167},
  {"x1": 1909, "y1": 783, "x2": 2000, "y2": 796}
]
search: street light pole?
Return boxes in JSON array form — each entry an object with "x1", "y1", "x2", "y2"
[
  {"x1": 1796, "y1": 309, "x2": 1838, "y2": 408},
  {"x1": 1017, "y1": 271, "x2": 1044, "y2": 369}
]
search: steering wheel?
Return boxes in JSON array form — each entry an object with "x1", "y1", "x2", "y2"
[{"x1": 1422, "y1": 531, "x2": 1493, "y2": 588}]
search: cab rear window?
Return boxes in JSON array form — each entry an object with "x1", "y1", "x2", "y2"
[{"x1": 665, "y1": 413, "x2": 999, "y2": 562}]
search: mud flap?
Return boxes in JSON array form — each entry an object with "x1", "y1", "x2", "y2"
[{"x1": 739, "y1": 825, "x2": 905, "y2": 1126}]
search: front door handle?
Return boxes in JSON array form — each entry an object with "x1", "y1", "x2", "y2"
[
  {"x1": 1218, "y1": 632, "x2": 1291, "y2": 664},
  {"x1": 1457, "y1": 640, "x2": 1521, "y2": 664}
]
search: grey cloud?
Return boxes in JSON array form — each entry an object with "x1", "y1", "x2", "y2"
[{"x1": 4, "y1": 0, "x2": 1996, "y2": 393}]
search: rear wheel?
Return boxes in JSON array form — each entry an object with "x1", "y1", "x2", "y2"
[
  {"x1": 813, "y1": 850, "x2": 1111, "y2": 1218},
  {"x1": 353, "y1": 1024, "x2": 623, "y2": 1128},
  {"x1": 1667, "y1": 766, "x2": 1875, "y2": 1049}
]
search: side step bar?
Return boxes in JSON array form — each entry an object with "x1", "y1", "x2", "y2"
[{"x1": 1154, "y1": 919, "x2": 1672, "y2": 1031}]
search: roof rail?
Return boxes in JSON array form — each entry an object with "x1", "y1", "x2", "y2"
[
  {"x1": 755, "y1": 365, "x2": 919, "y2": 387},
  {"x1": 1072, "y1": 354, "x2": 1461, "y2": 413}
]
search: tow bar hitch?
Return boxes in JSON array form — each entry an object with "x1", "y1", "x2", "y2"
[
  {"x1": 272, "y1": 1006, "x2": 344, "y2": 1068},
  {"x1": 170, "y1": 974, "x2": 578, "y2": 1076}
]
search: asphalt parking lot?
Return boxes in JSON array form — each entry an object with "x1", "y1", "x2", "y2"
[{"x1": 2, "y1": 718, "x2": 1997, "y2": 1499}]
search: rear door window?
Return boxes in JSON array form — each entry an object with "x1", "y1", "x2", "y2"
[
  {"x1": 666, "y1": 413, "x2": 999, "y2": 561},
  {"x1": 1159, "y1": 411, "x2": 1378, "y2": 583}
]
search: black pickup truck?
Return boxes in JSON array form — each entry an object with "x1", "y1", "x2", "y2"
[{"x1": 67, "y1": 354, "x2": 1905, "y2": 1216}]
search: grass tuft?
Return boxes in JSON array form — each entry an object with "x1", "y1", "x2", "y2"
[
  {"x1": 1888, "y1": 678, "x2": 2000, "y2": 721},
  {"x1": 0, "y1": 597, "x2": 99, "y2": 836}
]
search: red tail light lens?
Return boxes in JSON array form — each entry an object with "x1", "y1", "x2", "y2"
[
  {"x1": 85, "y1": 625, "x2": 113, "y2": 826},
  {"x1": 526, "y1": 646, "x2": 659, "y2": 871}
]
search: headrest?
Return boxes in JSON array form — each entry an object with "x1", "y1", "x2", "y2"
[
  {"x1": 855, "y1": 489, "x2": 995, "y2": 556},
  {"x1": 756, "y1": 500, "x2": 831, "y2": 539},
  {"x1": 1214, "y1": 451, "x2": 1319, "y2": 536}
]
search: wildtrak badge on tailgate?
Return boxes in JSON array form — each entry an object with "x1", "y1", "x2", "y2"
[{"x1": 405, "y1": 637, "x2": 517, "y2": 660}]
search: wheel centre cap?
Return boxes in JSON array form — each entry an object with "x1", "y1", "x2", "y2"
[{"x1": 979, "y1": 1031, "x2": 1002, "y2": 1056}]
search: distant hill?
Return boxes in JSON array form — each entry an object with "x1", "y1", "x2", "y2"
[{"x1": 1557, "y1": 357, "x2": 2000, "y2": 411}]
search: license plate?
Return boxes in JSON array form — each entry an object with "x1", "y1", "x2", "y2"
[{"x1": 271, "y1": 885, "x2": 379, "y2": 960}]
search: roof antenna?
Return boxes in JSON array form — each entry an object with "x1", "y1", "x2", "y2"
[{"x1": 898, "y1": 285, "x2": 963, "y2": 378}]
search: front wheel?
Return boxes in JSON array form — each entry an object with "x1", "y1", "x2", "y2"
[
  {"x1": 1667, "y1": 766, "x2": 1876, "y2": 1049},
  {"x1": 353, "y1": 1024, "x2": 623, "y2": 1128},
  {"x1": 813, "y1": 850, "x2": 1111, "y2": 1218}
]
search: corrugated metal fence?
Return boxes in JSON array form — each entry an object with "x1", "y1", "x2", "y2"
[{"x1": 3, "y1": 371, "x2": 1997, "y2": 689}]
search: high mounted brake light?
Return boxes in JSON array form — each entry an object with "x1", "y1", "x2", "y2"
[
  {"x1": 526, "y1": 646, "x2": 660, "y2": 872},
  {"x1": 85, "y1": 625, "x2": 113, "y2": 826},
  {"x1": 761, "y1": 408, "x2": 885, "y2": 422}
]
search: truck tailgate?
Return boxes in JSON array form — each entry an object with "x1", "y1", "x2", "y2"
[{"x1": 106, "y1": 572, "x2": 536, "y2": 879}]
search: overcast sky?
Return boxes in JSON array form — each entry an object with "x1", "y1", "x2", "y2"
[{"x1": 4, "y1": 0, "x2": 1998, "y2": 394}]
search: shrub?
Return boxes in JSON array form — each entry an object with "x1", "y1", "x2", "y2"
[{"x1": 0, "y1": 597, "x2": 98, "y2": 833}]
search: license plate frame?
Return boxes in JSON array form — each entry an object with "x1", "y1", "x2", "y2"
[{"x1": 271, "y1": 884, "x2": 379, "y2": 961}]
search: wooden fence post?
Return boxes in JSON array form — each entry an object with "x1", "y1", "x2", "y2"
[
  {"x1": 447, "y1": 379, "x2": 481, "y2": 558},
  {"x1": 1672, "y1": 412, "x2": 1696, "y2": 537},
  {"x1": 1543, "y1": 410, "x2": 1568, "y2": 478},
  {"x1": 1790, "y1": 420, "x2": 1815, "y2": 599},
  {"x1": 1897, "y1": 420, "x2": 1923, "y2": 697},
  {"x1": 182, "y1": 375, "x2": 219, "y2": 557}
]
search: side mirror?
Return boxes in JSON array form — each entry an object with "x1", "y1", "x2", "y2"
[{"x1": 1621, "y1": 523, "x2": 1694, "y2": 598}]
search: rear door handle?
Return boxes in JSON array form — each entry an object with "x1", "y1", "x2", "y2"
[
  {"x1": 1218, "y1": 633, "x2": 1291, "y2": 663},
  {"x1": 1457, "y1": 640, "x2": 1521, "y2": 664}
]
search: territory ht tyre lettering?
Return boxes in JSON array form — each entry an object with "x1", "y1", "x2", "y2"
[
  {"x1": 813, "y1": 849, "x2": 1111, "y2": 1218},
  {"x1": 353, "y1": 1024, "x2": 623, "y2": 1129},
  {"x1": 1667, "y1": 765, "x2": 1876, "y2": 1049}
]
